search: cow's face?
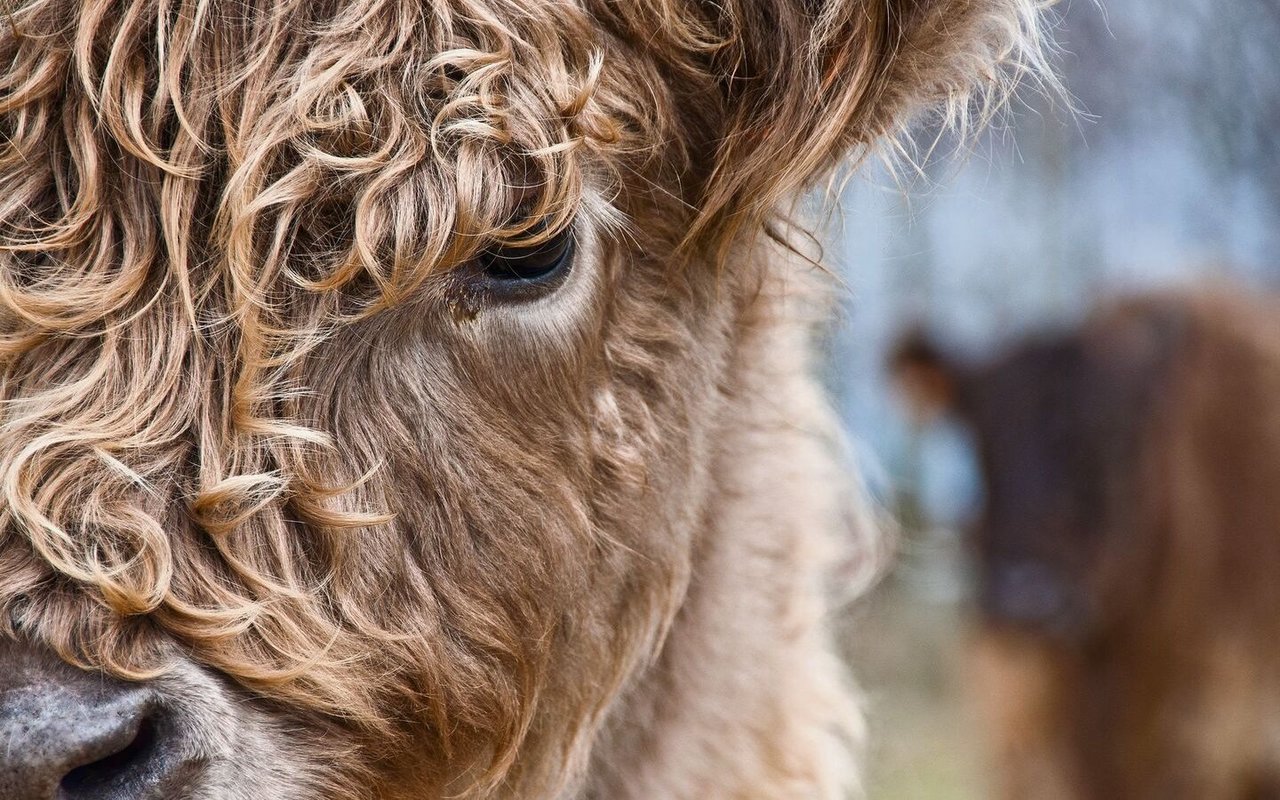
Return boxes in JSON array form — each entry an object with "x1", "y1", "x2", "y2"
[
  {"x1": 0, "y1": 0, "x2": 1045, "y2": 797},
  {"x1": 952, "y1": 310, "x2": 1183, "y2": 640}
]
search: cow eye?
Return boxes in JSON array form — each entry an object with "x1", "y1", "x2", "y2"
[{"x1": 477, "y1": 226, "x2": 574, "y2": 285}]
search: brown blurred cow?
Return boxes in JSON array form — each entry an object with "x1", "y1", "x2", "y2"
[{"x1": 894, "y1": 290, "x2": 1280, "y2": 800}]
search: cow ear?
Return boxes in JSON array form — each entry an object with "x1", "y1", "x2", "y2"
[
  {"x1": 711, "y1": 0, "x2": 1049, "y2": 235},
  {"x1": 596, "y1": 0, "x2": 1051, "y2": 253}
]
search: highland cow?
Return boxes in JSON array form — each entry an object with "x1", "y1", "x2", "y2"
[
  {"x1": 0, "y1": 1, "x2": 1046, "y2": 798},
  {"x1": 898, "y1": 292, "x2": 1280, "y2": 800}
]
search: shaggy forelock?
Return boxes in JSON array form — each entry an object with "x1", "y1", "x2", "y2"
[
  {"x1": 0, "y1": 0, "x2": 1051, "y2": 795},
  {"x1": 0, "y1": 0, "x2": 668, "y2": 786}
]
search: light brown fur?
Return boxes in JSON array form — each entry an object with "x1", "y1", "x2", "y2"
[{"x1": 0, "y1": 0, "x2": 1049, "y2": 797}]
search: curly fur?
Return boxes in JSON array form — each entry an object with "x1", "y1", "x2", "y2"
[{"x1": 0, "y1": 0, "x2": 1050, "y2": 796}]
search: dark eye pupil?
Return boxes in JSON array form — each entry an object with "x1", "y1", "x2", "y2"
[{"x1": 479, "y1": 230, "x2": 573, "y2": 282}]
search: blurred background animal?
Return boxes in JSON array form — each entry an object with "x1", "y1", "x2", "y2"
[{"x1": 892, "y1": 290, "x2": 1280, "y2": 800}]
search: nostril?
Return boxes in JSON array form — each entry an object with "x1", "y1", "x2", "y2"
[
  {"x1": 60, "y1": 714, "x2": 161, "y2": 797},
  {"x1": 0, "y1": 643, "x2": 210, "y2": 800}
]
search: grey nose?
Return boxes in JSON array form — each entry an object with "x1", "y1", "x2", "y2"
[
  {"x1": 981, "y1": 560, "x2": 1084, "y2": 637},
  {"x1": 0, "y1": 640, "x2": 182, "y2": 800}
]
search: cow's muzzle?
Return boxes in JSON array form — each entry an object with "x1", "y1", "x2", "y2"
[{"x1": 0, "y1": 639, "x2": 201, "y2": 800}]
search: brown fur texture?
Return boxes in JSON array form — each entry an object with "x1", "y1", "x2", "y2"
[
  {"x1": 0, "y1": 0, "x2": 1049, "y2": 797},
  {"x1": 942, "y1": 291, "x2": 1280, "y2": 800}
]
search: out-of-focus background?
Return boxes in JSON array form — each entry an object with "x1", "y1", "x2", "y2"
[{"x1": 827, "y1": 1, "x2": 1280, "y2": 797}]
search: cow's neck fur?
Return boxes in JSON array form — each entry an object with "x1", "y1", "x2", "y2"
[{"x1": 583, "y1": 236, "x2": 868, "y2": 798}]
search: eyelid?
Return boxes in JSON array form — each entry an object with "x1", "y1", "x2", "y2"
[{"x1": 475, "y1": 226, "x2": 575, "y2": 287}]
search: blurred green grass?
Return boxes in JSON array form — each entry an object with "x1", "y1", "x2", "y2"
[{"x1": 838, "y1": 538, "x2": 990, "y2": 800}]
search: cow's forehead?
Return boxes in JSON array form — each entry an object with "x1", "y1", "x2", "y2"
[{"x1": 9, "y1": 0, "x2": 635, "y2": 305}]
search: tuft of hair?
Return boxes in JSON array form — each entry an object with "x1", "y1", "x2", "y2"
[{"x1": 589, "y1": 0, "x2": 1060, "y2": 260}]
